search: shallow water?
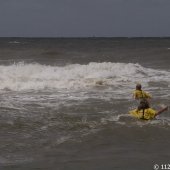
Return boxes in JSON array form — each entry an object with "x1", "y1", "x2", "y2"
[{"x1": 0, "y1": 38, "x2": 170, "y2": 170}]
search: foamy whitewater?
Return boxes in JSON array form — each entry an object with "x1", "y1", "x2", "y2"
[
  {"x1": 1, "y1": 62, "x2": 170, "y2": 94},
  {"x1": 0, "y1": 38, "x2": 170, "y2": 170}
]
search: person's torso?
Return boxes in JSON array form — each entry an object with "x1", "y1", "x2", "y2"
[{"x1": 134, "y1": 90, "x2": 150, "y2": 99}]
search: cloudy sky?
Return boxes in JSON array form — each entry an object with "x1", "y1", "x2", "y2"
[{"x1": 0, "y1": 0, "x2": 170, "y2": 37}]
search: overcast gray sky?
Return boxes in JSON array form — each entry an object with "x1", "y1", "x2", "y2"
[{"x1": 0, "y1": 0, "x2": 170, "y2": 37}]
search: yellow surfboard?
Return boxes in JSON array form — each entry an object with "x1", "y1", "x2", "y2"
[{"x1": 129, "y1": 109, "x2": 156, "y2": 120}]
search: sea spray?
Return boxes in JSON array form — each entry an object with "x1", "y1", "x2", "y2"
[{"x1": 0, "y1": 62, "x2": 169, "y2": 92}]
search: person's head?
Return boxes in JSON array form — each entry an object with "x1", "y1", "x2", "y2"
[
  {"x1": 138, "y1": 99, "x2": 150, "y2": 110},
  {"x1": 136, "y1": 83, "x2": 142, "y2": 90}
]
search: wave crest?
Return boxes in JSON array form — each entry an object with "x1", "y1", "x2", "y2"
[{"x1": 0, "y1": 62, "x2": 169, "y2": 91}]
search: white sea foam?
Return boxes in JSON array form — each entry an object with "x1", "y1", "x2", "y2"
[
  {"x1": 9, "y1": 41, "x2": 21, "y2": 44},
  {"x1": 0, "y1": 62, "x2": 169, "y2": 92}
]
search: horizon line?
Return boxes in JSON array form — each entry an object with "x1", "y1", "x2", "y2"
[{"x1": 0, "y1": 36, "x2": 170, "y2": 39}]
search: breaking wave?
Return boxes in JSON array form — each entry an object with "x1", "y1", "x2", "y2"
[{"x1": 0, "y1": 62, "x2": 169, "y2": 92}]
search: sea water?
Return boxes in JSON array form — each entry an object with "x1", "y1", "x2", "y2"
[{"x1": 0, "y1": 38, "x2": 170, "y2": 170}]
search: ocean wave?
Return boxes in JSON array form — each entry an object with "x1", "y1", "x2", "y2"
[
  {"x1": 8, "y1": 41, "x2": 21, "y2": 44},
  {"x1": 0, "y1": 62, "x2": 169, "y2": 92}
]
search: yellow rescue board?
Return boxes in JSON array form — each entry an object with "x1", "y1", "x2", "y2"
[
  {"x1": 129, "y1": 109, "x2": 142, "y2": 119},
  {"x1": 129, "y1": 109, "x2": 156, "y2": 120}
]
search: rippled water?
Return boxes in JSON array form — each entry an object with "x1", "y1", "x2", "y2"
[{"x1": 0, "y1": 38, "x2": 170, "y2": 170}]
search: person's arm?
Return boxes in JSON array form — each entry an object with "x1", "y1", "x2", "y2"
[
  {"x1": 133, "y1": 91, "x2": 137, "y2": 99},
  {"x1": 132, "y1": 93, "x2": 136, "y2": 99},
  {"x1": 156, "y1": 106, "x2": 168, "y2": 116},
  {"x1": 145, "y1": 91, "x2": 152, "y2": 99},
  {"x1": 147, "y1": 93, "x2": 152, "y2": 99}
]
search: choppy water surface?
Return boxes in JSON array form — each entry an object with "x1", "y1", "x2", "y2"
[{"x1": 0, "y1": 38, "x2": 170, "y2": 170}]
